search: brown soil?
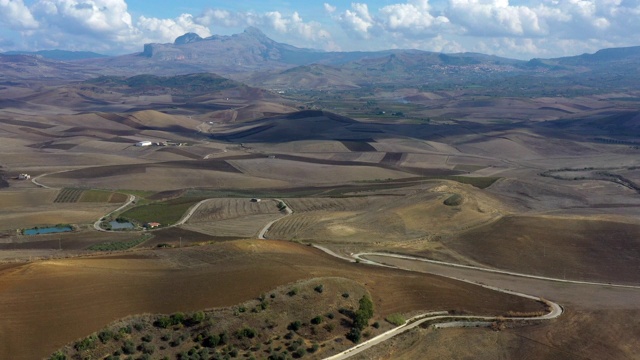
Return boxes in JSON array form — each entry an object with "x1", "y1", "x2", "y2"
[
  {"x1": 444, "y1": 215, "x2": 640, "y2": 283},
  {"x1": 0, "y1": 240, "x2": 544, "y2": 360}
]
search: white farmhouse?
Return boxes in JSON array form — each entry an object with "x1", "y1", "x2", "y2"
[{"x1": 135, "y1": 141, "x2": 153, "y2": 147}]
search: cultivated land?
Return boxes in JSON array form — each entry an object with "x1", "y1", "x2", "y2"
[{"x1": 1, "y1": 47, "x2": 640, "y2": 359}]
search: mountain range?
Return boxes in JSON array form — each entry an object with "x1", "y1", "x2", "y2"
[{"x1": 2, "y1": 27, "x2": 640, "y2": 94}]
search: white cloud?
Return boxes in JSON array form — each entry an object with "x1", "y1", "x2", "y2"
[
  {"x1": 1, "y1": 0, "x2": 640, "y2": 58},
  {"x1": 198, "y1": 8, "x2": 333, "y2": 46},
  {"x1": 137, "y1": 13, "x2": 211, "y2": 44},
  {"x1": 324, "y1": 3, "x2": 337, "y2": 13},
  {"x1": 338, "y1": 3, "x2": 375, "y2": 38},
  {"x1": 379, "y1": 0, "x2": 450, "y2": 36},
  {"x1": 0, "y1": 0, "x2": 39, "y2": 29},
  {"x1": 447, "y1": 0, "x2": 545, "y2": 37},
  {"x1": 31, "y1": 0, "x2": 137, "y2": 41}
]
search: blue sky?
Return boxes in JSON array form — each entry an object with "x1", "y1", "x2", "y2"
[{"x1": 1, "y1": 1, "x2": 639, "y2": 59}]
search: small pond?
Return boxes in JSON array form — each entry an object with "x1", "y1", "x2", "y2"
[
  {"x1": 109, "y1": 221, "x2": 135, "y2": 230},
  {"x1": 24, "y1": 226, "x2": 73, "y2": 235}
]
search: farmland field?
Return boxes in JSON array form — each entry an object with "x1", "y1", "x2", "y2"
[
  {"x1": 184, "y1": 198, "x2": 284, "y2": 237},
  {"x1": 53, "y1": 188, "x2": 84, "y2": 203},
  {"x1": 120, "y1": 197, "x2": 206, "y2": 226}
]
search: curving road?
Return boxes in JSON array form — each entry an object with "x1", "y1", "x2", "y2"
[
  {"x1": 312, "y1": 247, "x2": 565, "y2": 360},
  {"x1": 354, "y1": 252, "x2": 640, "y2": 290},
  {"x1": 174, "y1": 198, "x2": 212, "y2": 226},
  {"x1": 257, "y1": 199, "x2": 293, "y2": 239}
]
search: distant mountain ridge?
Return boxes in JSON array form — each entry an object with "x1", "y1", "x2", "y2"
[
  {"x1": 3, "y1": 50, "x2": 108, "y2": 61},
  {"x1": 2, "y1": 28, "x2": 640, "y2": 94}
]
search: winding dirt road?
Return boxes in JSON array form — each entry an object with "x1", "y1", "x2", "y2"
[
  {"x1": 318, "y1": 250, "x2": 564, "y2": 360},
  {"x1": 257, "y1": 199, "x2": 292, "y2": 239}
]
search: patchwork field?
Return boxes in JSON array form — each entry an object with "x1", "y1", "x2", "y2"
[
  {"x1": 1, "y1": 77, "x2": 640, "y2": 360},
  {"x1": 0, "y1": 189, "x2": 127, "y2": 231}
]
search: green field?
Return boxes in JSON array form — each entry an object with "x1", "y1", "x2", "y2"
[{"x1": 119, "y1": 197, "x2": 205, "y2": 226}]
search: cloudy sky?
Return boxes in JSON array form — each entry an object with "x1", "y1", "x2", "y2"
[{"x1": 0, "y1": 0, "x2": 639, "y2": 59}]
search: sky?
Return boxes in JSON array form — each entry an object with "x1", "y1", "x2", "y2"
[{"x1": 1, "y1": 0, "x2": 639, "y2": 59}]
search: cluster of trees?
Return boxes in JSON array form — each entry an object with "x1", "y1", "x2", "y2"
[{"x1": 347, "y1": 295, "x2": 374, "y2": 343}]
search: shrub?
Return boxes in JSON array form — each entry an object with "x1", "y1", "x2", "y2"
[
  {"x1": 373, "y1": 321, "x2": 380, "y2": 329},
  {"x1": 49, "y1": 351, "x2": 66, "y2": 360},
  {"x1": 154, "y1": 317, "x2": 172, "y2": 328},
  {"x1": 314, "y1": 284, "x2": 324, "y2": 293},
  {"x1": 170, "y1": 312, "x2": 185, "y2": 325},
  {"x1": 236, "y1": 327, "x2": 257, "y2": 339},
  {"x1": 202, "y1": 335, "x2": 220, "y2": 348},
  {"x1": 288, "y1": 321, "x2": 302, "y2": 331},
  {"x1": 98, "y1": 330, "x2": 115, "y2": 344},
  {"x1": 311, "y1": 316, "x2": 323, "y2": 325},
  {"x1": 219, "y1": 331, "x2": 229, "y2": 345},
  {"x1": 122, "y1": 340, "x2": 136, "y2": 355},
  {"x1": 346, "y1": 327, "x2": 361, "y2": 343},
  {"x1": 293, "y1": 347, "x2": 306, "y2": 358},
  {"x1": 342, "y1": 292, "x2": 349, "y2": 298},
  {"x1": 288, "y1": 287, "x2": 299, "y2": 297},
  {"x1": 138, "y1": 342, "x2": 155, "y2": 355},
  {"x1": 190, "y1": 311, "x2": 206, "y2": 325},
  {"x1": 74, "y1": 335, "x2": 97, "y2": 351},
  {"x1": 141, "y1": 334, "x2": 153, "y2": 342}
]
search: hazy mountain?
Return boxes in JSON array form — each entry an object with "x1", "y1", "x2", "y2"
[
  {"x1": 3, "y1": 50, "x2": 108, "y2": 61},
  {"x1": 2, "y1": 28, "x2": 640, "y2": 94}
]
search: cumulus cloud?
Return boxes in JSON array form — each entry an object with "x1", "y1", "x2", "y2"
[
  {"x1": 338, "y1": 3, "x2": 375, "y2": 38},
  {"x1": 31, "y1": 0, "x2": 138, "y2": 42},
  {"x1": 379, "y1": 0, "x2": 450, "y2": 36},
  {"x1": 1, "y1": 0, "x2": 640, "y2": 58},
  {"x1": 335, "y1": 1, "x2": 449, "y2": 39},
  {"x1": 0, "y1": 0, "x2": 39, "y2": 29},
  {"x1": 324, "y1": 3, "x2": 337, "y2": 13},
  {"x1": 198, "y1": 8, "x2": 333, "y2": 45},
  {"x1": 137, "y1": 13, "x2": 211, "y2": 44}
]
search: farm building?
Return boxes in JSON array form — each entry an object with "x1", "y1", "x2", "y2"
[
  {"x1": 250, "y1": 198, "x2": 261, "y2": 202},
  {"x1": 135, "y1": 141, "x2": 153, "y2": 147},
  {"x1": 18, "y1": 173, "x2": 31, "y2": 180},
  {"x1": 145, "y1": 222, "x2": 161, "y2": 229}
]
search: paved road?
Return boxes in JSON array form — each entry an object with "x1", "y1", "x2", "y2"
[
  {"x1": 313, "y1": 249, "x2": 567, "y2": 360},
  {"x1": 257, "y1": 199, "x2": 292, "y2": 239}
]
